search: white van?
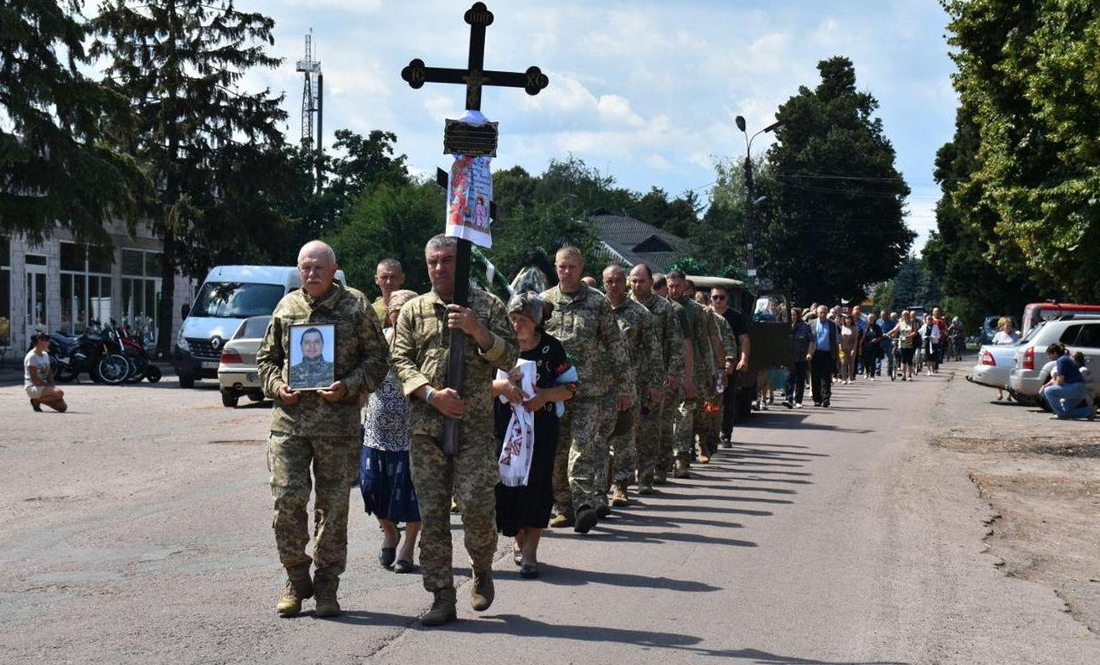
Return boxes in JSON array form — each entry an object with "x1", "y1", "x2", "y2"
[{"x1": 173, "y1": 265, "x2": 345, "y2": 388}]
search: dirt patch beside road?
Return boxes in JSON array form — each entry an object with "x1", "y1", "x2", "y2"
[{"x1": 936, "y1": 366, "x2": 1100, "y2": 633}]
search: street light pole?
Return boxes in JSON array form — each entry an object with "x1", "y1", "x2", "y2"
[{"x1": 735, "y1": 116, "x2": 783, "y2": 293}]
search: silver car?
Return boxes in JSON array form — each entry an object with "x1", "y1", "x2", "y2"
[
  {"x1": 217, "y1": 315, "x2": 271, "y2": 408},
  {"x1": 1009, "y1": 317, "x2": 1100, "y2": 401},
  {"x1": 967, "y1": 342, "x2": 1021, "y2": 393}
]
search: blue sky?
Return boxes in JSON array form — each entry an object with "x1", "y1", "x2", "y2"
[{"x1": 247, "y1": 0, "x2": 959, "y2": 252}]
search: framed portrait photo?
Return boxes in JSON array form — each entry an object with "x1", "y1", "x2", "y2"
[{"x1": 288, "y1": 323, "x2": 335, "y2": 391}]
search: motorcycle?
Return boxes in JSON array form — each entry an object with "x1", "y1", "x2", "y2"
[
  {"x1": 118, "y1": 324, "x2": 162, "y2": 383},
  {"x1": 49, "y1": 322, "x2": 130, "y2": 384}
]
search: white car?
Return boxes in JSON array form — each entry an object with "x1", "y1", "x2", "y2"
[
  {"x1": 217, "y1": 315, "x2": 270, "y2": 407},
  {"x1": 968, "y1": 343, "x2": 1021, "y2": 393},
  {"x1": 1009, "y1": 316, "x2": 1100, "y2": 402}
]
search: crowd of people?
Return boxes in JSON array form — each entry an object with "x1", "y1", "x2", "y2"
[
  {"x1": 252, "y1": 240, "x2": 733, "y2": 624},
  {"x1": 254, "y1": 238, "x2": 978, "y2": 626}
]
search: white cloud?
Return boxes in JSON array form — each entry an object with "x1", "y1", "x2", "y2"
[{"x1": 645, "y1": 154, "x2": 675, "y2": 171}]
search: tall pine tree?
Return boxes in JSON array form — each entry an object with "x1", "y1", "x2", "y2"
[
  {"x1": 1, "y1": 0, "x2": 144, "y2": 244},
  {"x1": 91, "y1": 0, "x2": 288, "y2": 354}
]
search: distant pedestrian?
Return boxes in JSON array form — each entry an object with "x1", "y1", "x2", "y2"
[
  {"x1": 784, "y1": 309, "x2": 814, "y2": 409},
  {"x1": 838, "y1": 314, "x2": 857, "y2": 384},
  {"x1": 890, "y1": 310, "x2": 918, "y2": 380},
  {"x1": 920, "y1": 314, "x2": 941, "y2": 376},
  {"x1": 810, "y1": 305, "x2": 838, "y2": 407}
]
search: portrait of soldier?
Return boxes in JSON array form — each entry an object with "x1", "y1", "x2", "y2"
[{"x1": 290, "y1": 325, "x2": 335, "y2": 390}]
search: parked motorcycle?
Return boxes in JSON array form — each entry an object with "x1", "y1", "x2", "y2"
[
  {"x1": 49, "y1": 322, "x2": 130, "y2": 384},
  {"x1": 118, "y1": 324, "x2": 162, "y2": 383}
]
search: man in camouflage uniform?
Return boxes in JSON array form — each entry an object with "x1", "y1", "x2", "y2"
[
  {"x1": 257, "y1": 240, "x2": 389, "y2": 618},
  {"x1": 289, "y1": 327, "x2": 335, "y2": 389},
  {"x1": 372, "y1": 258, "x2": 406, "y2": 321},
  {"x1": 629, "y1": 265, "x2": 685, "y2": 491},
  {"x1": 696, "y1": 303, "x2": 737, "y2": 462},
  {"x1": 666, "y1": 271, "x2": 714, "y2": 479},
  {"x1": 602, "y1": 264, "x2": 661, "y2": 507},
  {"x1": 391, "y1": 235, "x2": 518, "y2": 627},
  {"x1": 542, "y1": 246, "x2": 632, "y2": 534}
]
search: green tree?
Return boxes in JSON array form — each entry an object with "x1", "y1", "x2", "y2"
[
  {"x1": 325, "y1": 182, "x2": 444, "y2": 294},
  {"x1": 92, "y1": 0, "x2": 288, "y2": 353},
  {"x1": 943, "y1": 0, "x2": 1100, "y2": 299},
  {"x1": 766, "y1": 56, "x2": 914, "y2": 304},
  {"x1": 1, "y1": 0, "x2": 145, "y2": 245},
  {"x1": 922, "y1": 102, "x2": 1042, "y2": 328}
]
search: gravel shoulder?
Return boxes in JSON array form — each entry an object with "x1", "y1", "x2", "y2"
[{"x1": 937, "y1": 361, "x2": 1100, "y2": 633}]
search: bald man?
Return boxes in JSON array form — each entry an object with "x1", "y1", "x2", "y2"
[{"x1": 258, "y1": 240, "x2": 390, "y2": 618}]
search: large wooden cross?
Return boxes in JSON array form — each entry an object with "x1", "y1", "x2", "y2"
[{"x1": 401, "y1": 2, "x2": 548, "y2": 456}]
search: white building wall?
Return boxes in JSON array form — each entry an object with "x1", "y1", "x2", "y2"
[{"x1": 3, "y1": 220, "x2": 194, "y2": 358}]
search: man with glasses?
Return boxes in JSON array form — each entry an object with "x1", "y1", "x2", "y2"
[{"x1": 710, "y1": 285, "x2": 749, "y2": 447}]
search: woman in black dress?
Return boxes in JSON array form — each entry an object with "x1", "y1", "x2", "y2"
[{"x1": 492, "y1": 291, "x2": 578, "y2": 579}]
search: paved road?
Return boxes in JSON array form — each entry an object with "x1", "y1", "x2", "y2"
[{"x1": 1, "y1": 369, "x2": 1097, "y2": 664}]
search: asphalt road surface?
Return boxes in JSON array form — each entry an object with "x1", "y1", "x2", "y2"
[{"x1": 2, "y1": 370, "x2": 1097, "y2": 664}]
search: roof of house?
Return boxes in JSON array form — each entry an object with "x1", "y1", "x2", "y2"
[{"x1": 589, "y1": 213, "x2": 691, "y2": 272}]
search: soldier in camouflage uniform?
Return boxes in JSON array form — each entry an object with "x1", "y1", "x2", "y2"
[
  {"x1": 541, "y1": 246, "x2": 632, "y2": 534},
  {"x1": 630, "y1": 265, "x2": 685, "y2": 491},
  {"x1": 601, "y1": 264, "x2": 661, "y2": 506},
  {"x1": 695, "y1": 305, "x2": 737, "y2": 462},
  {"x1": 666, "y1": 271, "x2": 714, "y2": 479},
  {"x1": 391, "y1": 235, "x2": 518, "y2": 627},
  {"x1": 257, "y1": 241, "x2": 390, "y2": 619}
]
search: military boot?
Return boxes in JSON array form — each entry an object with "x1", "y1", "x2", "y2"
[
  {"x1": 275, "y1": 574, "x2": 314, "y2": 617},
  {"x1": 313, "y1": 573, "x2": 341, "y2": 618},
  {"x1": 611, "y1": 482, "x2": 629, "y2": 506},
  {"x1": 421, "y1": 587, "x2": 457, "y2": 627},
  {"x1": 673, "y1": 459, "x2": 691, "y2": 479},
  {"x1": 470, "y1": 569, "x2": 495, "y2": 611},
  {"x1": 549, "y1": 510, "x2": 574, "y2": 528}
]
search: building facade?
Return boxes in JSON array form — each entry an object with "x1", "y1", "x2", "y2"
[{"x1": 1, "y1": 220, "x2": 193, "y2": 359}]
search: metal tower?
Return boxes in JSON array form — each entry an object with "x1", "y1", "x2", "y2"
[{"x1": 296, "y1": 31, "x2": 323, "y2": 184}]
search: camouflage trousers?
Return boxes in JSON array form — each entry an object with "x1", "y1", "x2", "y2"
[
  {"x1": 593, "y1": 392, "x2": 618, "y2": 503},
  {"x1": 552, "y1": 397, "x2": 602, "y2": 516},
  {"x1": 409, "y1": 431, "x2": 498, "y2": 594},
  {"x1": 674, "y1": 396, "x2": 698, "y2": 462},
  {"x1": 657, "y1": 389, "x2": 680, "y2": 476},
  {"x1": 266, "y1": 433, "x2": 359, "y2": 579},
  {"x1": 610, "y1": 401, "x2": 640, "y2": 486},
  {"x1": 635, "y1": 394, "x2": 664, "y2": 485},
  {"x1": 694, "y1": 390, "x2": 721, "y2": 455}
]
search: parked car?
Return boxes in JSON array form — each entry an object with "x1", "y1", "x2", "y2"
[
  {"x1": 967, "y1": 341, "x2": 1024, "y2": 394},
  {"x1": 1009, "y1": 316, "x2": 1100, "y2": 403},
  {"x1": 1021, "y1": 302, "x2": 1100, "y2": 336},
  {"x1": 217, "y1": 315, "x2": 271, "y2": 408}
]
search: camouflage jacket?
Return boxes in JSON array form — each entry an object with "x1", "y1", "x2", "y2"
[
  {"x1": 390, "y1": 287, "x2": 518, "y2": 440},
  {"x1": 609, "y1": 297, "x2": 663, "y2": 397},
  {"x1": 258, "y1": 281, "x2": 389, "y2": 436},
  {"x1": 633, "y1": 293, "x2": 685, "y2": 385},
  {"x1": 672, "y1": 295, "x2": 715, "y2": 389},
  {"x1": 541, "y1": 284, "x2": 633, "y2": 400}
]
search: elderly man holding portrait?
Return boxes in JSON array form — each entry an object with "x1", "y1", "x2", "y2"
[{"x1": 257, "y1": 240, "x2": 390, "y2": 618}]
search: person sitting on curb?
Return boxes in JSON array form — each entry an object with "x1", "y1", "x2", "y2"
[{"x1": 25, "y1": 332, "x2": 67, "y2": 413}]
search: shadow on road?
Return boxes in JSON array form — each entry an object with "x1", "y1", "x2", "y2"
[
  {"x1": 419, "y1": 614, "x2": 908, "y2": 663},
  {"x1": 522, "y1": 563, "x2": 723, "y2": 591}
]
